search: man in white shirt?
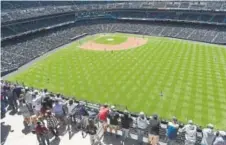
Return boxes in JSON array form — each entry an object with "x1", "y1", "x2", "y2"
[
  {"x1": 201, "y1": 124, "x2": 215, "y2": 145},
  {"x1": 32, "y1": 90, "x2": 42, "y2": 116},
  {"x1": 67, "y1": 99, "x2": 78, "y2": 131},
  {"x1": 181, "y1": 120, "x2": 197, "y2": 145},
  {"x1": 24, "y1": 87, "x2": 33, "y2": 111},
  {"x1": 137, "y1": 112, "x2": 148, "y2": 145},
  {"x1": 213, "y1": 131, "x2": 226, "y2": 145}
]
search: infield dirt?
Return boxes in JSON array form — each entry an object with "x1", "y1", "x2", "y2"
[{"x1": 80, "y1": 37, "x2": 148, "y2": 51}]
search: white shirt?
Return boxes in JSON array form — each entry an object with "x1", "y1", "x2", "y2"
[
  {"x1": 32, "y1": 95, "x2": 42, "y2": 111},
  {"x1": 137, "y1": 116, "x2": 148, "y2": 129},
  {"x1": 213, "y1": 136, "x2": 225, "y2": 145},
  {"x1": 201, "y1": 128, "x2": 215, "y2": 145},
  {"x1": 67, "y1": 103, "x2": 78, "y2": 115},
  {"x1": 24, "y1": 91, "x2": 33, "y2": 103},
  {"x1": 181, "y1": 124, "x2": 197, "y2": 142}
]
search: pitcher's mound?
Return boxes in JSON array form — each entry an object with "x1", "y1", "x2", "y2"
[{"x1": 81, "y1": 37, "x2": 148, "y2": 51}]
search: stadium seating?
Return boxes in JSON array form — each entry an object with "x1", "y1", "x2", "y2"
[
  {"x1": 2, "y1": 10, "x2": 226, "y2": 39},
  {"x1": 1, "y1": 2, "x2": 226, "y2": 144},
  {"x1": 1, "y1": 1, "x2": 226, "y2": 23},
  {"x1": 1, "y1": 20, "x2": 226, "y2": 73}
]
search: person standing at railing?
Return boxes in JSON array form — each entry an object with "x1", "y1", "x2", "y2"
[
  {"x1": 120, "y1": 110, "x2": 133, "y2": 144},
  {"x1": 53, "y1": 99, "x2": 65, "y2": 125},
  {"x1": 108, "y1": 106, "x2": 120, "y2": 137},
  {"x1": 166, "y1": 117, "x2": 179, "y2": 145},
  {"x1": 137, "y1": 112, "x2": 148, "y2": 145},
  {"x1": 181, "y1": 120, "x2": 197, "y2": 145},
  {"x1": 78, "y1": 102, "x2": 89, "y2": 130},
  {"x1": 212, "y1": 131, "x2": 226, "y2": 145},
  {"x1": 24, "y1": 87, "x2": 33, "y2": 112},
  {"x1": 32, "y1": 90, "x2": 42, "y2": 116},
  {"x1": 201, "y1": 124, "x2": 215, "y2": 145},
  {"x1": 98, "y1": 104, "x2": 109, "y2": 133},
  {"x1": 148, "y1": 114, "x2": 160, "y2": 145},
  {"x1": 66, "y1": 99, "x2": 78, "y2": 131}
]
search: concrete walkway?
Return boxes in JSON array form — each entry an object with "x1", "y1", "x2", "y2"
[{"x1": 1, "y1": 111, "x2": 166, "y2": 145}]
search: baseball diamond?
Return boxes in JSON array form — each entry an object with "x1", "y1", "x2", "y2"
[{"x1": 5, "y1": 33, "x2": 226, "y2": 129}]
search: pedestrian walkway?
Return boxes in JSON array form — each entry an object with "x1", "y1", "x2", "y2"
[{"x1": 1, "y1": 111, "x2": 167, "y2": 145}]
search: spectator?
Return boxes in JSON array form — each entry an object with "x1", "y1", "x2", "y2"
[
  {"x1": 24, "y1": 87, "x2": 33, "y2": 111},
  {"x1": 45, "y1": 110, "x2": 59, "y2": 139},
  {"x1": 85, "y1": 118, "x2": 102, "y2": 145},
  {"x1": 137, "y1": 112, "x2": 148, "y2": 145},
  {"x1": 148, "y1": 114, "x2": 160, "y2": 145},
  {"x1": 201, "y1": 124, "x2": 215, "y2": 145},
  {"x1": 35, "y1": 121, "x2": 50, "y2": 145},
  {"x1": 32, "y1": 90, "x2": 42, "y2": 116},
  {"x1": 213, "y1": 131, "x2": 226, "y2": 145},
  {"x1": 120, "y1": 110, "x2": 133, "y2": 143},
  {"x1": 67, "y1": 99, "x2": 77, "y2": 131},
  {"x1": 98, "y1": 104, "x2": 109, "y2": 133},
  {"x1": 42, "y1": 95, "x2": 54, "y2": 109},
  {"x1": 10, "y1": 85, "x2": 19, "y2": 111},
  {"x1": 53, "y1": 100, "x2": 65, "y2": 125},
  {"x1": 78, "y1": 102, "x2": 89, "y2": 129},
  {"x1": 13, "y1": 85, "x2": 23, "y2": 99},
  {"x1": 181, "y1": 120, "x2": 197, "y2": 145},
  {"x1": 18, "y1": 98, "x2": 31, "y2": 126},
  {"x1": 108, "y1": 106, "x2": 120, "y2": 137},
  {"x1": 166, "y1": 117, "x2": 179, "y2": 145},
  {"x1": 6, "y1": 85, "x2": 16, "y2": 111},
  {"x1": 55, "y1": 93, "x2": 63, "y2": 102},
  {"x1": 1, "y1": 95, "x2": 7, "y2": 117},
  {"x1": 40, "y1": 102, "x2": 49, "y2": 117},
  {"x1": 41, "y1": 89, "x2": 48, "y2": 99}
]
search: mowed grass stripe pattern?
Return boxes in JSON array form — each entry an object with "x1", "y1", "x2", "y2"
[{"x1": 7, "y1": 34, "x2": 226, "y2": 129}]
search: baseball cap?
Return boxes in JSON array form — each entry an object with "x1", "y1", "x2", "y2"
[
  {"x1": 139, "y1": 112, "x2": 144, "y2": 115},
  {"x1": 172, "y1": 116, "x2": 177, "y2": 121},
  {"x1": 188, "y1": 120, "x2": 193, "y2": 124},
  {"x1": 111, "y1": 106, "x2": 115, "y2": 110},
  {"x1": 124, "y1": 110, "x2": 128, "y2": 114},
  {"x1": 152, "y1": 114, "x2": 158, "y2": 119},
  {"x1": 207, "y1": 123, "x2": 214, "y2": 129}
]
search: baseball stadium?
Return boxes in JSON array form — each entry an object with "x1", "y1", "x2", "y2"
[{"x1": 1, "y1": 1, "x2": 226, "y2": 145}]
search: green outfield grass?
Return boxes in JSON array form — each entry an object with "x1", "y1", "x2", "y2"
[
  {"x1": 94, "y1": 34, "x2": 127, "y2": 45},
  {"x1": 7, "y1": 33, "x2": 226, "y2": 129}
]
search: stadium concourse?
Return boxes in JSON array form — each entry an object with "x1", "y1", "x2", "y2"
[{"x1": 1, "y1": 102, "x2": 170, "y2": 145}]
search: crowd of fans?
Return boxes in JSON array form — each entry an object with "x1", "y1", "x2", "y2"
[
  {"x1": 1, "y1": 80, "x2": 226, "y2": 145},
  {"x1": 1, "y1": 2, "x2": 226, "y2": 145},
  {"x1": 2, "y1": 10, "x2": 225, "y2": 38},
  {"x1": 2, "y1": 21, "x2": 226, "y2": 73},
  {"x1": 1, "y1": 1, "x2": 226, "y2": 22}
]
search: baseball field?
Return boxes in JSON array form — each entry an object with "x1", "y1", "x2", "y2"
[{"x1": 6, "y1": 33, "x2": 226, "y2": 129}]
